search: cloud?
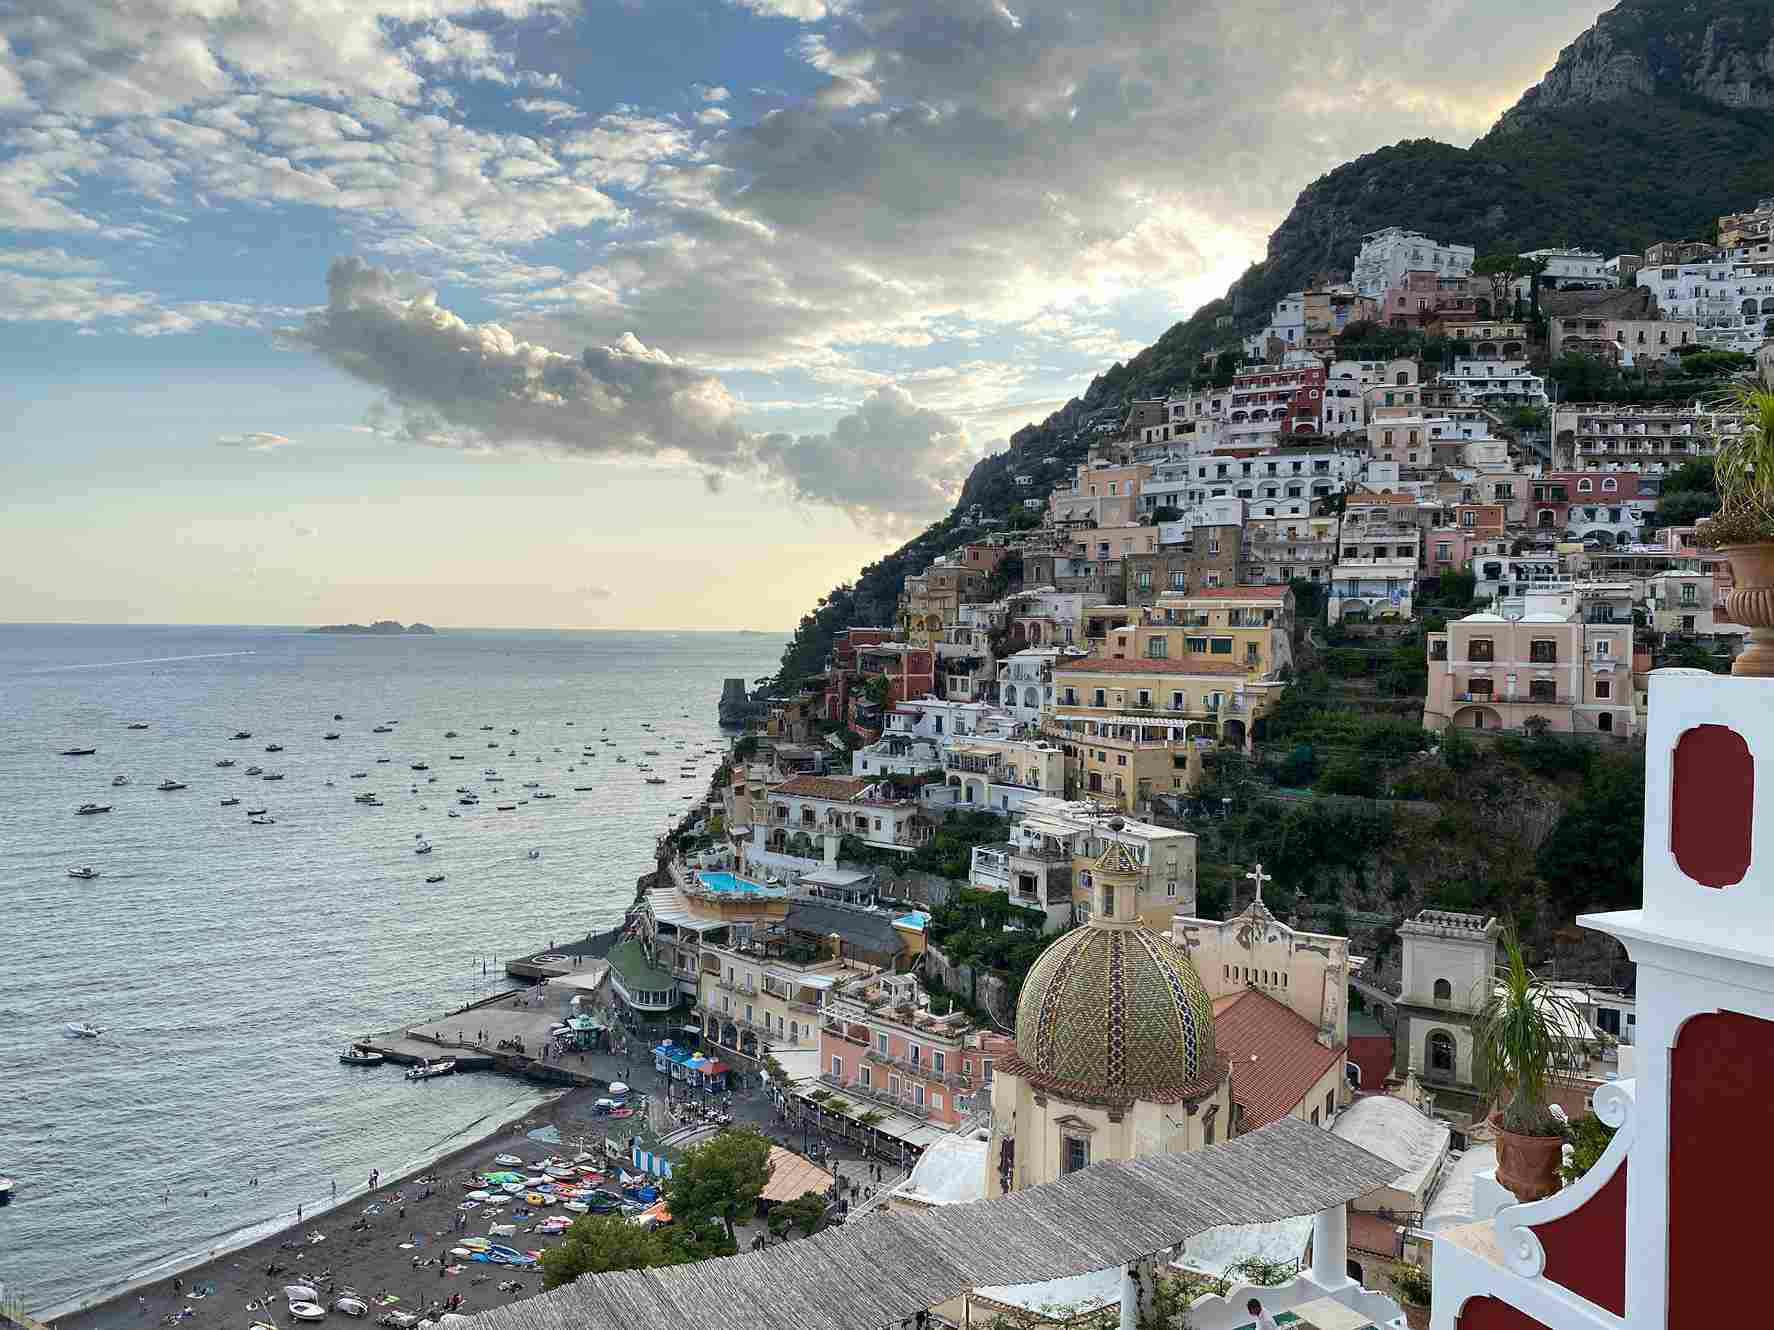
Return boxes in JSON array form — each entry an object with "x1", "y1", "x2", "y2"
[
  {"x1": 292, "y1": 257, "x2": 977, "y2": 524},
  {"x1": 217, "y1": 432, "x2": 295, "y2": 450},
  {"x1": 725, "y1": 0, "x2": 841, "y2": 19},
  {"x1": 514, "y1": 97, "x2": 583, "y2": 122},
  {"x1": 751, "y1": 386, "x2": 978, "y2": 527},
  {"x1": 697, "y1": 107, "x2": 731, "y2": 126},
  {"x1": 700, "y1": 86, "x2": 731, "y2": 103}
]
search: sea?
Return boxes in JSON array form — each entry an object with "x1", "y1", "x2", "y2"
[{"x1": 0, "y1": 624, "x2": 782, "y2": 1313}]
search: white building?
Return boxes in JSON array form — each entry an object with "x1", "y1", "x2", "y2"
[
  {"x1": 1440, "y1": 359, "x2": 1549, "y2": 408},
  {"x1": 1352, "y1": 227, "x2": 1474, "y2": 298},
  {"x1": 1636, "y1": 259, "x2": 1774, "y2": 353},
  {"x1": 1242, "y1": 291, "x2": 1306, "y2": 358},
  {"x1": 852, "y1": 729, "x2": 943, "y2": 779},
  {"x1": 935, "y1": 732, "x2": 1067, "y2": 817},
  {"x1": 1517, "y1": 247, "x2": 1613, "y2": 298},
  {"x1": 997, "y1": 647, "x2": 1068, "y2": 726}
]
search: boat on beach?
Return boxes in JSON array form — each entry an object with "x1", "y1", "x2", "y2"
[
  {"x1": 65, "y1": 1021, "x2": 105, "y2": 1038},
  {"x1": 288, "y1": 1301, "x2": 327, "y2": 1322},
  {"x1": 67, "y1": 865, "x2": 99, "y2": 880},
  {"x1": 333, "y1": 1297, "x2": 368, "y2": 1318},
  {"x1": 406, "y1": 1058, "x2": 456, "y2": 1081}
]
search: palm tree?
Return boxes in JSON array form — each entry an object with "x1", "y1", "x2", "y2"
[
  {"x1": 1472, "y1": 931, "x2": 1584, "y2": 1137},
  {"x1": 1700, "y1": 381, "x2": 1774, "y2": 546}
]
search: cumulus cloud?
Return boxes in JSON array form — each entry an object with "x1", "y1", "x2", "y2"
[
  {"x1": 292, "y1": 258, "x2": 977, "y2": 524},
  {"x1": 726, "y1": 0, "x2": 841, "y2": 19},
  {"x1": 514, "y1": 97, "x2": 583, "y2": 122},
  {"x1": 696, "y1": 107, "x2": 731, "y2": 126},
  {"x1": 218, "y1": 432, "x2": 295, "y2": 450},
  {"x1": 700, "y1": 86, "x2": 731, "y2": 103}
]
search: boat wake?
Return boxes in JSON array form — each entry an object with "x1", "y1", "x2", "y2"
[{"x1": 19, "y1": 650, "x2": 259, "y2": 675}]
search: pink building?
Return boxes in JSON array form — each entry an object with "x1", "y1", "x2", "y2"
[
  {"x1": 1381, "y1": 271, "x2": 1478, "y2": 328},
  {"x1": 817, "y1": 972, "x2": 1014, "y2": 1129}
]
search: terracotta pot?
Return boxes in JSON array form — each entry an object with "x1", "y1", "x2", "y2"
[
  {"x1": 1403, "y1": 1302, "x2": 1431, "y2": 1330},
  {"x1": 1721, "y1": 542, "x2": 1774, "y2": 678},
  {"x1": 1493, "y1": 1117, "x2": 1563, "y2": 1203}
]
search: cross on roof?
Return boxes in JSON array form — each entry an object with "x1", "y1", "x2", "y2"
[{"x1": 1246, "y1": 863, "x2": 1271, "y2": 903}]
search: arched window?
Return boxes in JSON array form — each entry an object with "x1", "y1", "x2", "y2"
[
  {"x1": 1428, "y1": 1029, "x2": 1456, "y2": 1074},
  {"x1": 1602, "y1": 477, "x2": 1618, "y2": 492},
  {"x1": 789, "y1": 1020, "x2": 799, "y2": 1044},
  {"x1": 1023, "y1": 686, "x2": 1038, "y2": 708},
  {"x1": 1433, "y1": 978, "x2": 1452, "y2": 1001},
  {"x1": 1744, "y1": 298, "x2": 1759, "y2": 318},
  {"x1": 1577, "y1": 478, "x2": 1593, "y2": 492},
  {"x1": 1395, "y1": 371, "x2": 1409, "y2": 386}
]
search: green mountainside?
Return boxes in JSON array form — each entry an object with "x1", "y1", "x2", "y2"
[{"x1": 769, "y1": 0, "x2": 1774, "y2": 688}]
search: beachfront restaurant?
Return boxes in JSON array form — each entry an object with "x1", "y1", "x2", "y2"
[{"x1": 652, "y1": 1041, "x2": 731, "y2": 1090}]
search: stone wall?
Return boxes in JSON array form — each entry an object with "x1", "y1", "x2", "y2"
[{"x1": 923, "y1": 941, "x2": 1015, "y2": 1029}]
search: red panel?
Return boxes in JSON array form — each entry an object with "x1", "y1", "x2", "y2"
[
  {"x1": 1670, "y1": 725, "x2": 1753, "y2": 887},
  {"x1": 1671, "y1": 1011, "x2": 1774, "y2": 1330},
  {"x1": 1457, "y1": 1296, "x2": 1554, "y2": 1330},
  {"x1": 1534, "y1": 1163, "x2": 1626, "y2": 1315}
]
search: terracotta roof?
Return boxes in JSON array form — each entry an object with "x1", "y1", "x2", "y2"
[
  {"x1": 1055, "y1": 657, "x2": 1255, "y2": 676},
  {"x1": 1213, "y1": 989, "x2": 1346, "y2": 1131},
  {"x1": 1174, "y1": 586, "x2": 1291, "y2": 600},
  {"x1": 773, "y1": 775, "x2": 873, "y2": 801},
  {"x1": 1348, "y1": 491, "x2": 1418, "y2": 505}
]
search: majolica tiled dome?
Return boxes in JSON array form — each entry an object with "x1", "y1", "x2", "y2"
[{"x1": 1012, "y1": 841, "x2": 1218, "y2": 1102}]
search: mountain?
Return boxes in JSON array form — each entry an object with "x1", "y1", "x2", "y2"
[{"x1": 769, "y1": 0, "x2": 1774, "y2": 687}]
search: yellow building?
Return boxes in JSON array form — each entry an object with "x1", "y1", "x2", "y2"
[{"x1": 986, "y1": 838, "x2": 1231, "y2": 1196}]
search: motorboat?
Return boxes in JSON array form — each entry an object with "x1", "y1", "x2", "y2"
[
  {"x1": 496, "y1": 804, "x2": 516, "y2": 811},
  {"x1": 340, "y1": 1047, "x2": 385, "y2": 1066},
  {"x1": 527, "y1": 849, "x2": 541, "y2": 860},
  {"x1": 509, "y1": 728, "x2": 519, "y2": 736},
  {"x1": 246, "y1": 806, "x2": 268, "y2": 815},
  {"x1": 221, "y1": 797, "x2": 240, "y2": 807},
  {"x1": 215, "y1": 758, "x2": 236, "y2": 768},
  {"x1": 76, "y1": 803, "x2": 113, "y2": 815},
  {"x1": 449, "y1": 754, "x2": 465, "y2": 760},
  {"x1": 112, "y1": 774, "x2": 130, "y2": 786},
  {"x1": 231, "y1": 731, "x2": 252, "y2": 740},
  {"x1": 362, "y1": 797, "x2": 384, "y2": 807},
  {"x1": 574, "y1": 786, "x2": 595, "y2": 792},
  {"x1": 353, "y1": 792, "x2": 379, "y2": 804},
  {"x1": 521, "y1": 781, "x2": 540, "y2": 789},
  {"x1": 65, "y1": 1022, "x2": 104, "y2": 1037},
  {"x1": 324, "y1": 732, "x2": 341, "y2": 740},
  {"x1": 642, "y1": 749, "x2": 660, "y2": 756},
  {"x1": 414, "y1": 842, "x2": 433, "y2": 855},
  {"x1": 245, "y1": 765, "x2": 264, "y2": 776},
  {"x1": 333, "y1": 1297, "x2": 368, "y2": 1318},
  {"x1": 262, "y1": 772, "x2": 285, "y2": 781},
  {"x1": 444, "y1": 730, "x2": 459, "y2": 738},
  {"x1": 447, "y1": 810, "x2": 460, "y2": 818},
  {"x1": 481, "y1": 725, "x2": 494, "y2": 731},
  {"x1": 334, "y1": 714, "x2": 343, "y2": 721},
  {"x1": 249, "y1": 816, "x2": 276, "y2": 825},
  {"x1": 487, "y1": 741, "x2": 499, "y2": 748},
  {"x1": 411, "y1": 762, "x2": 429, "y2": 771},
  {"x1": 265, "y1": 743, "x2": 284, "y2": 753},
  {"x1": 406, "y1": 1058, "x2": 456, "y2": 1081},
  {"x1": 533, "y1": 791, "x2": 555, "y2": 800},
  {"x1": 425, "y1": 873, "x2": 445, "y2": 883},
  {"x1": 60, "y1": 746, "x2": 97, "y2": 756},
  {"x1": 351, "y1": 771, "x2": 367, "y2": 778},
  {"x1": 645, "y1": 777, "x2": 667, "y2": 785},
  {"x1": 375, "y1": 757, "x2": 391, "y2": 764},
  {"x1": 127, "y1": 722, "x2": 150, "y2": 730},
  {"x1": 67, "y1": 866, "x2": 100, "y2": 880},
  {"x1": 157, "y1": 778, "x2": 188, "y2": 791},
  {"x1": 0, "y1": 1177, "x2": 13, "y2": 1203},
  {"x1": 288, "y1": 1301, "x2": 327, "y2": 1322},
  {"x1": 457, "y1": 795, "x2": 478, "y2": 806},
  {"x1": 372, "y1": 725, "x2": 393, "y2": 734}
]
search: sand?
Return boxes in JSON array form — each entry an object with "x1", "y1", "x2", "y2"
[{"x1": 51, "y1": 1087, "x2": 638, "y2": 1330}]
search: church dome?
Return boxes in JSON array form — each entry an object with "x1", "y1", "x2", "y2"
[{"x1": 1011, "y1": 842, "x2": 1219, "y2": 1103}]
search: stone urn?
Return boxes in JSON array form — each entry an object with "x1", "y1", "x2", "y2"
[
  {"x1": 1492, "y1": 1114, "x2": 1563, "y2": 1203},
  {"x1": 1722, "y1": 543, "x2": 1774, "y2": 677}
]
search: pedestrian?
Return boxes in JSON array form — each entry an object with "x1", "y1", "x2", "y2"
[
  {"x1": 332, "y1": 1180, "x2": 337, "y2": 1199},
  {"x1": 298, "y1": 1203, "x2": 303, "y2": 1220},
  {"x1": 173, "y1": 1278, "x2": 183, "y2": 1296},
  {"x1": 1247, "y1": 1298, "x2": 1279, "y2": 1330}
]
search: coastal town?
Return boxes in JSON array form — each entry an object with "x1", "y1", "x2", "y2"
[{"x1": 19, "y1": 189, "x2": 1774, "y2": 1330}]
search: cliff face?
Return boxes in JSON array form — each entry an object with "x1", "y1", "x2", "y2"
[{"x1": 1495, "y1": 0, "x2": 1774, "y2": 132}]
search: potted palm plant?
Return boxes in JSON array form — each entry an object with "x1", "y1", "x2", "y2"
[
  {"x1": 1473, "y1": 931, "x2": 1584, "y2": 1203},
  {"x1": 1697, "y1": 378, "x2": 1774, "y2": 677}
]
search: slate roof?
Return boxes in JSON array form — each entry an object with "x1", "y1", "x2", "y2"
[
  {"x1": 1213, "y1": 988, "x2": 1346, "y2": 1131},
  {"x1": 783, "y1": 900, "x2": 907, "y2": 956}
]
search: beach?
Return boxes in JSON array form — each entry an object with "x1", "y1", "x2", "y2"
[{"x1": 48, "y1": 1086, "x2": 616, "y2": 1330}]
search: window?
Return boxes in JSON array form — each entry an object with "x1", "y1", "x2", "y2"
[
  {"x1": 1467, "y1": 678, "x2": 1493, "y2": 698},
  {"x1": 832, "y1": 1055, "x2": 842, "y2": 1078},
  {"x1": 1210, "y1": 638, "x2": 1233, "y2": 655},
  {"x1": 859, "y1": 1064, "x2": 871, "y2": 1088},
  {"x1": 932, "y1": 1092, "x2": 943, "y2": 1112},
  {"x1": 1596, "y1": 679, "x2": 1611, "y2": 700},
  {"x1": 1578, "y1": 478, "x2": 1593, "y2": 492},
  {"x1": 1602, "y1": 477, "x2": 1618, "y2": 492},
  {"x1": 1186, "y1": 636, "x2": 1208, "y2": 653},
  {"x1": 1596, "y1": 639, "x2": 1612, "y2": 658},
  {"x1": 909, "y1": 1042, "x2": 921, "y2": 1068},
  {"x1": 1325, "y1": 1090, "x2": 1336, "y2": 1119},
  {"x1": 877, "y1": 1033, "x2": 888, "y2": 1055},
  {"x1": 1468, "y1": 638, "x2": 1494, "y2": 662},
  {"x1": 1094, "y1": 689, "x2": 1106, "y2": 706},
  {"x1": 1529, "y1": 679, "x2": 1556, "y2": 703},
  {"x1": 1428, "y1": 1030, "x2": 1456, "y2": 1075},
  {"x1": 1146, "y1": 637, "x2": 1167, "y2": 659},
  {"x1": 1680, "y1": 583, "x2": 1697, "y2": 605},
  {"x1": 1599, "y1": 712, "x2": 1614, "y2": 733},
  {"x1": 1062, "y1": 1136, "x2": 1090, "y2": 1175},
  {"x1": 1433, "y1": 978, "x2": 1452, "y2": 1002},
  {"x1": 1136, "y1": 570, "x2": 1152, "y2": 591},
  {"x1": 1529, "y1": 640, "x2": 1558, "y2": 664},
  {"x1": 933, "y1": 1050, "x2": 944, "y2": 1074}
]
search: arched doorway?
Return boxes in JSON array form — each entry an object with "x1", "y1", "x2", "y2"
[
  {"x1": 1452, "y1": 705, "x2": 1502, "y2": 730},
  {"x1": 1222, "y1": 718, "x2": 1247, "y2": 749}
]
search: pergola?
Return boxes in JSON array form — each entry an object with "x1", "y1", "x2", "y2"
[{"x1": 466, "y1": 1115, "x2": 1397, "y2": 1330}]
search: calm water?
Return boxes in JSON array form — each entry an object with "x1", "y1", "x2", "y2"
[{"x1": 0, "y1": 625, "x2": 780, "y2": 1311}]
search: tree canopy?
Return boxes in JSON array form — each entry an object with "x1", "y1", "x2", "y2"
[{"x1": 663, "y1": 1127, "x2": 774, "y2": 1241}]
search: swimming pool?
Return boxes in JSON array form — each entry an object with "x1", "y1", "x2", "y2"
[{"x1": 695, "y1": 870, "x2": 784, "y2": 895}]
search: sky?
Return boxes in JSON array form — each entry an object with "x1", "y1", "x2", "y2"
[{"x1": 0, "y1": 0, "x2": 1610, "y2": 630}]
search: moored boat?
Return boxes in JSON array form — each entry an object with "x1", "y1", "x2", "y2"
[
  {"x1": 0, "y1": 1177, "x2": 13, "y2": 1203},
  {"x1": 245, "y1": 765, "x2": 264, "y2": 775},
  {"x1": 76, "y1": 803, "x2": 112, "y2": 815},
  {"x1": 60, "y1": 746, "x2": 97, "y2": 756},
  {"x1": 333, "y1": 1297, "x2": 368, "y2": 1318},
  {"x1": 406, "y1": 1058, "x2": 456, "y2": 1081},
  {"x1": 215, "y1": 758, "x2": 236, "y2": 768},
  {"x1": 340, "y1": 1047, "x2": 385, "y2": 1066},
  {"x1": 231, "y1": 730, "x2": 251, "y2": 740},
  {"x1": 221, "y1": 797, "x2": 240, "y2": 806},
  {"x1": 67, "y1": 865, "x2": 99, "y2": 880},
  {"x1": 112, "y1": 774, "x2": 131, "y2": 786},
  {"x1": 156, "y1": 778, "x2": 188, "y2": 791},
  {"x1": 65, "y1": 1021, "x2": 104, "y2": 1037}
]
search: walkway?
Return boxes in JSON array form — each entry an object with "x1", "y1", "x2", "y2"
[{"x1": 465, "y1": 1115, "x2": 1395, "y2": 1330}]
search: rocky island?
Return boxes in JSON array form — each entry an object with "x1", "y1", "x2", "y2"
[{"x1": 306, "y1": 620, "x2": 437, "y2": 635}]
